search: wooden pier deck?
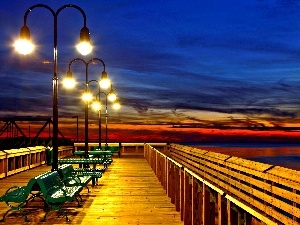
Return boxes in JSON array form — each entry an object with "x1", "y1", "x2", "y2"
[{"x1": 0, "y1": 157, "x2": 183, "y2": 225}]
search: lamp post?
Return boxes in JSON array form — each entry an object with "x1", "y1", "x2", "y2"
[
  {"x1": 93, "y1": 87, "x2": 119, "y2": 146},
  {"x1": 72, "y1": 115, "x2": 79, "y2": 142},
  {"x1": 66, "y1": 58, "x2": 110, "y2": 159},
  {"x1": 89, "y1": 80, "x2": 102, "y2": 150},
  {"x1": 99, "y1": 91, "x2": 118, "y2": 146},
  {"x1": 14, "y1": 4, "x2": 92, "y2": 171},
  {"x1": 92, "y1": 85, "x2": 117, "y2": 148}
]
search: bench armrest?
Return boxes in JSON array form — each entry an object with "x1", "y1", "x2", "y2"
[
  {"x1": 45, "y1": 186, "x2": 67, "y2": 204},
  {"x1": 0, "y1": 186, "x2": 27, "y2": 203},
  {"x1": 64, "y1": 175, "x2": 82, "y2": 186}
]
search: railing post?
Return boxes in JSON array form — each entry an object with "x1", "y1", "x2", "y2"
[
  {"x1": 165, "y1": 156, "x2": 168, "y2": 194},
  {"x1": 191, "y1": 176, "x2": 195, "y2": 225},
  {"x1": 202, "y1": 183, "x2": 210, "y2": 225},
  {"x1": 155, "y1": 150, "x2": 158, "y2": 176},
  {"x1": 180, "y1": 167, "x2": 184, "y2": 221},
  {"x1": 218, "y1": 192, "x2": 226, "y2": 225},
  {"x1": 227, "y1": 199, "x2": 232, "y2": 225}
]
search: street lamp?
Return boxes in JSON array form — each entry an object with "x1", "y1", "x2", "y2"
[
  {"x1": 97, "y1": 90, "x2": 119, "y2": 146},
  {"x1": 14, "y1": 4, "x2": 93, "y2": 171},
  {"x1": 65, "y1": 58, "x2": 110, "y2": 159},
  {"x1": 112, "y1": 99, "x2": 121, "y2": 110},
  {"x1": 72, "y1": 116, "x2": 79, "y2": 142},
  {"x1": 91, "y1": 83, "x2": 117, "y2": 149},
  {"x1": 89, "y1": 80, "x2": 102, "y2": 150}
]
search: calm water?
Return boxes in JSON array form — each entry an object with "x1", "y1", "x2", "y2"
[{"x1": 181, "y1": 142, "x2": 300, "y2": 171}]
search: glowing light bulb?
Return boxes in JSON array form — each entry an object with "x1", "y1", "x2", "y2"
[
  {"x1": 76, "y1": 41, "x2": 92, "y2": 56},
  {"x1": 82, "y1": 92, "x2": 93, "y2": 102},
  {"x1": 100, "y1": 78, "x2": 110, "y2": 89},
  {"x1": 63, "y1": 77, "x2": 76, "y2": 89},
  {"x1": 113, "y1": 102, "x2": 121, "y2": 110},
  {"x1": 108, "y1": 93, "x2": 117, "y2": 102},
  {"x1": 14, "y1": 39, "x2": 34, "y2": 55},
  {"x1": 92, "y1": 101, "x2": 101, "y2": 111}
]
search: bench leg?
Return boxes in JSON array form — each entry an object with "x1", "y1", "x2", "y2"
[
  {"x1": 42, "y1": 206, "x2": 70, "y2": 222},
  {"x1": 25, "y1": 191, "x2": 45, "y2": 207},
  {"x1": 75, "y1": 195, "x2": 83, "y2": 205},
  {"x1": 0, "y1": 206, "x2": 29, "y2": 222},
  {"x1": 59, "y1": 208, "x2": 70, "y2": 222}
]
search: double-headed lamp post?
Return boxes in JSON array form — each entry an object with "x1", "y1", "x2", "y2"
[
  {"x1": 14, "y1": 4, "x2": 93, "y2": 171},
  {"x1": 64, "y1": 58, "x2": 110, "y2": 159},
  {"x1": 97, "y1": 89, "x2": 120, "y2": 146},
  {"x1": 91, "y1": 83, "x2": 117, "y2": 148},
  {"x1": 72, "y1": 115, "x2": 79, "y2": 142}
]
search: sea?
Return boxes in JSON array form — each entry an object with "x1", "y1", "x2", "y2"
[{"x1": 181, "y1": 142, "x2": 300, "y2": 171}]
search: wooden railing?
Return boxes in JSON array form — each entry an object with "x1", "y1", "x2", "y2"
[
  {"x1": 0, "y1": 146, "x2": 73, "y2": 178},
  {"x1": 74, "y1": 142, "x2": 168, "y2": 157},
  {"x1": 144, "y1": 143, "x2": 300, "y2": 225}
]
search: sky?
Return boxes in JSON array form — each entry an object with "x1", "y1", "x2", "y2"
[{"x1": 0, "y1": 0, "x2": 300, "y2": 143}]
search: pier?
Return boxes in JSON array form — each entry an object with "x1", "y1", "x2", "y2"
[
  {"x1": 0, "y1": 147, "x2": 182, "y2": 224},
  {"x1": 0, "y1": 143, "x2": 298, "y2": 224}
]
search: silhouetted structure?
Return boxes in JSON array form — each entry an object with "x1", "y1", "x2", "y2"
[{"x1": 0, "y1": 116, "x2": 72, "y2": 150}]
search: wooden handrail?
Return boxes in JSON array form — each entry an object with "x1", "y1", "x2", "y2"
[{"x1": 144, "y1": 143, "x2": 300, "y2": 225}]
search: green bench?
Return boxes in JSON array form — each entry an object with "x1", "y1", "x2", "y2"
[
  {"x1": 58, "y1": 157, "x2": 107, "y2": 167},
  {"x1": 0, "y1": 171, "x2": 51, "y2": 222},
  {"x1": 58, "y1": 164, "x2": 93, "y2": 191},
  {"x1": 73, "y1": 167, "x2": 103, "y2": 185},
  {"x1": 98, "y1": 146, "x2": 120, "y2": 157},
  {"x1": 73, "y1": 151, "x2": 113, "y2": 166},
  {"x1": 89, "y1": 150, "x2": 113, "y2": 166},
  {"x1": 36, "y1": 171, "x2": 83, "y2": 222}
]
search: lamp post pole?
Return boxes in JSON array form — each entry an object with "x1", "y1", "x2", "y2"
[
  {"x1": 72, "y1": 116, "x2": 79, "y2": 142},
  {"x1": 67, "y1": 58, "x2": 107, "y2": 159},
  {"x1": 98, "y1": 109, "x2": 101, "y2": 149},
  {"x1": 92, "y1": 84, "x2": 117, "y2": 150},
  {"x1": 99, "y1": 91, "x2": 116, "y2": 146},
  {"x1": 19, "y1": 4, "x2": 90, "y2": 171},
  {"x1": 90, "y1": 80, "x2": 102, "y2": 150},
  {"x1": 104, "y1": 93, "x2": 109, "y2": 146}
]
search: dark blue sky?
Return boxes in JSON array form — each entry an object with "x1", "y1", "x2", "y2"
[{"x1": 0, "y1": 0, "x2": 300, "y2": 141}]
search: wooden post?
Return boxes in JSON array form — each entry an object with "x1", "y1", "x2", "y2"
[
  {"x1": 175, "y1": 166, "x2": 181, "y2": 212},
  {"x1": 165, "y1": 156, "x2": 167, "y2": 192},
  {"x1": 193, "y1": 179, "x2": 202, "y2": 225},
  {"x1": 183, "y1": 171, "x2": 192, "y2": 224},
  {"x1": 227, "y1": 198, "x2": 231, "y2": 225},
  {"x1": 202, "y1": 183, "x2": 210, "y2": 225},
  {"x1": 180, "y1": 168, "x2": 184, "y2": 220},
  {"x1": 218, "y1": 193, "x2": 227, "y2": 225}
]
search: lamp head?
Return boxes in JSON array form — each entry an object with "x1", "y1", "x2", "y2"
[
  {"x1": 99, "y1": 71, "x2": 110, "y2": 89},
  {"x1": 20, "y1": 25, "x2": 30, "y2": 39},
  {"x1": 76, "y1": 26, "x2": 93, "y2": 55},
  {"x1": 63, "y1": 70, "x2": 76, "y2": 89},
  {"x1": 113, "y1": 100, "x2": 121, "y2": 110},
  {"x1": 108, "y1": 87, "x2": 117, "y2": 102},
  {"x1": 92, "y1": 100, "x2": 101, "y2": 111},
  {"x1": 14, "y1": 25, "x2": 34, "y2": 55},
  {"x1": 82, "y1": 91, "x2": 93, "y2": 102}
]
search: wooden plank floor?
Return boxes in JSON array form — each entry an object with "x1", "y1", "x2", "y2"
[{"x1": 0, "y1": 157, "x2": 183, "y2": 225}]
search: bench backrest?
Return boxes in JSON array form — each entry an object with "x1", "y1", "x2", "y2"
[
  {"x1": 36, "y1": 171, "x2": 65, "y2": 194},
  {"x1": 58, "y1": 164, "x2": 75, "y2": 179},
  {"x1": 30, "y1": 171, "x2": 53, "y2": 192},
  {"x1": 0, "y1": 170, "x2": 52, "y2": 203},
  {"x1": 104, "y1": 146, "x2": 119, "y2": 151}
]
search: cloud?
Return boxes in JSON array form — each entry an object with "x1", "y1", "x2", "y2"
[{"x1": 1, "y1": 1, "x2": 300, "y2": 142}]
